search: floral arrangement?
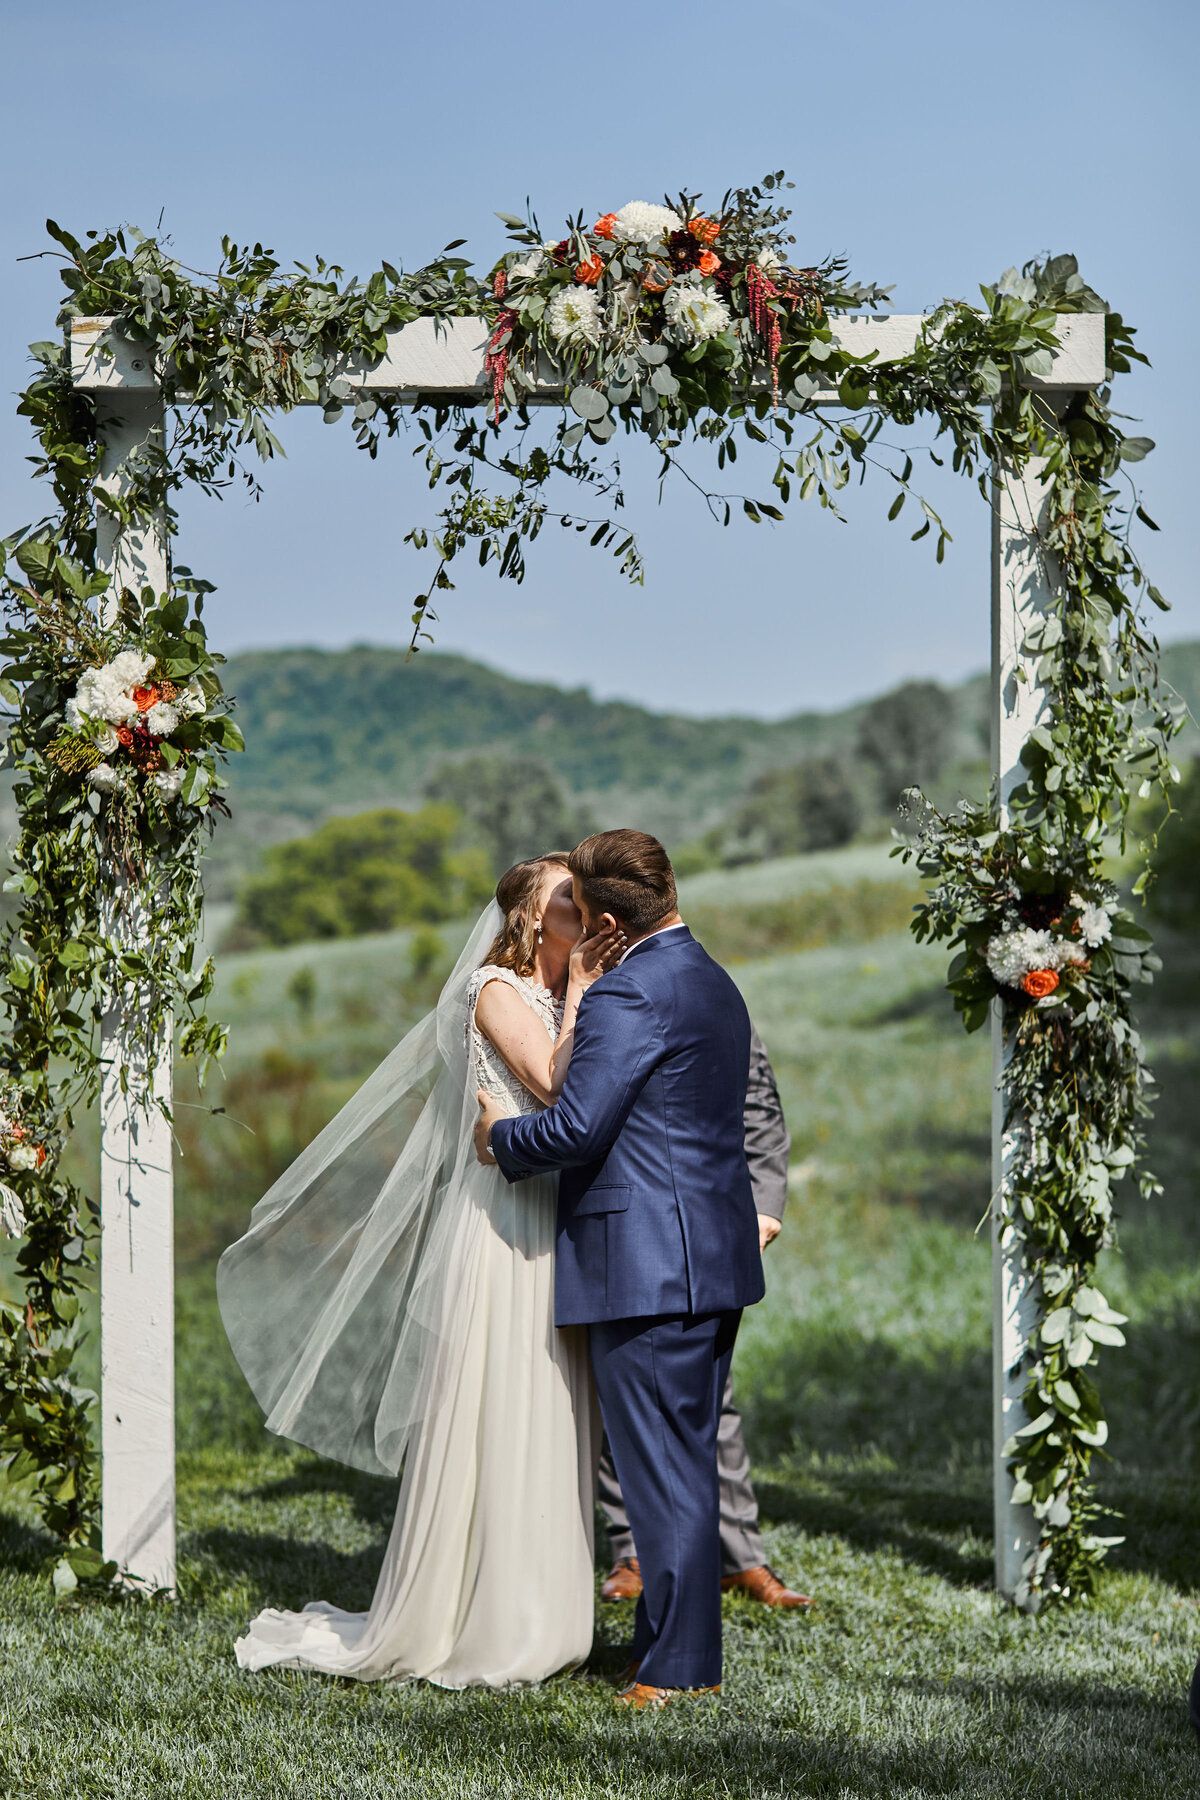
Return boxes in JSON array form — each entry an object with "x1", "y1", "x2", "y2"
[
  {"x1": 983, "y1": 889, "x2": 1113, "y2": 1004},
  {"x1": 49, "y1": 648, "x2": 208, "y2": 803},
  {"x1": 485, "y1": 184, "x2": 882, "y2": 435},
  {"x1": 0, "y1": 1081, "x2": 48, "y2": 1241}
]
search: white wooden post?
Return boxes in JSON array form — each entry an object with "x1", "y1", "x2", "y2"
[
  {"x1": 990, "y1": 437, "x2": 1059, "y2": 1606},
  {"x1": 88, "y1": 342, "x2": 176, "y2": 1592}
]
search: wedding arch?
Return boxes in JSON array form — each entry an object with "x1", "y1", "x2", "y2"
[{"x1": 0, "y1": 180, "x2": 1175, "y2": 1610}]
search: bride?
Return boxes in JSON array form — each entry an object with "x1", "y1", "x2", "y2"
[{"x1": 217, "y1": 853, "x2": 623, "y2": 1687}]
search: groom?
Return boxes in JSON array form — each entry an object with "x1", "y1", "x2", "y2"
[{"x1": 475, "y1": 829, "x2": 764, "y2": 1709}]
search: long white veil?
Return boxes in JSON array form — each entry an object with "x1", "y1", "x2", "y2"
[{"x1": 216, "y1": 902, "x2": 502, "y2": 1477}]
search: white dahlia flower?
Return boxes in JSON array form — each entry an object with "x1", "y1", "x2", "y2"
[
  {"x1": 153, "y1": 766, "x2": 185, "y2": 800},
  {"x1": 108, "y1": 649, "x2": 156, "y2": 688},
  {"x1": 145, "y1": 701, "x2": 180, "y2": 736},
  {"x1": 545, "y1": 285, "x2": 603, "y2": 349},
  {"x1": 611, "y1": 201, "x2": 682, "y2": 246},
  {"x1": 7, "y1": 1142, "x2": 38, "y2": 1173},
  {"x1": 985, "y1": 926, "x2": 1056, "y2": 986},
  {"x1": 88, "y1": 762, "x2": 120, "y2": 794},
  {"x1": 72, "y1": 667, "x2": 132, "y2": 726},
  {"x1": 664, "y1": 281, "x2": 732, "y2": 343},
  {"x1": 1076, "y1": 903, "x2": 1112, "y2": 948}
]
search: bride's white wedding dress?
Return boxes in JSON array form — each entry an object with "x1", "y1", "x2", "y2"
[{"x1": 222, "y1": 939, "x2": 601, "y2": 1688}]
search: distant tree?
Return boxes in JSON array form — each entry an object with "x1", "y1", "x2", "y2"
[
  {"x1": 235, "y1": 807, "x2": 493, "y2": 947},
  {"x1": 423, "y1": 755, "x2": 586, "y2": 875},
  {"x1": 285, "y1": 964, "x2": 317, "y2": 1022},
  {"x1": 1147, "y1": 758, "x2": 1200, "y2": 930},
  {"x1": 725, "y1": 757, "x2": 862, "y2": 862},
  {"x1": 856, "y1": 680, "x2": 954, "y2": 812}
]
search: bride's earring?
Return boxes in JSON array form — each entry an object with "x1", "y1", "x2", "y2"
[{"x1": 536, "y1": 925, "x2": 543, "y2": 947}]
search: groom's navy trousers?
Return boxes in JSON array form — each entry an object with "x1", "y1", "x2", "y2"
[{"x1": 491, "y1": 926, "x2": 764, "y2": 1689}]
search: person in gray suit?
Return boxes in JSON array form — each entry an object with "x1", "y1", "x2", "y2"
[{"x1": 596, "y1": 1023, "x2": 813, "y2": 1610}]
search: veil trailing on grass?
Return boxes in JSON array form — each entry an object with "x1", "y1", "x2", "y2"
[{"x1": 216, "y1": 901, "x2": 502, "y2": 1477}]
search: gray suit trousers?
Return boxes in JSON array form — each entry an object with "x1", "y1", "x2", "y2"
[{"x1": 596, "y1": 1373, "x2": 765, "y2": 1575}]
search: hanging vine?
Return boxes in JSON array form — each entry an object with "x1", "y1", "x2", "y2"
[{"x1": 0, "y1": 178, "x2": 1175, "y2": 1600}]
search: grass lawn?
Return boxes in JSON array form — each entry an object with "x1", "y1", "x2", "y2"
[{"x1": 1, "y1": 856, "x2": 1199, "y2": 1797}]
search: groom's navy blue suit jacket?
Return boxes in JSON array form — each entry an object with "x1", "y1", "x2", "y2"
[{"x1": 490, "y1": 927, "x2": 766, "y2": 1327}]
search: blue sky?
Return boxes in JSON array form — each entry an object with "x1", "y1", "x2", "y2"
[{"x1": 1, "y1": 0, "x2": 1195, "y2": 717}]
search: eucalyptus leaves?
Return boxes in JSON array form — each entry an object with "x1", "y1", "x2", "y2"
[{"x1": 0, "y1": 184, "x2": 1172, "y2": 1599}]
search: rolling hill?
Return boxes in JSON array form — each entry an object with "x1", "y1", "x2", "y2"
[{"x1": 199, "y1": 639, "x2": 1200, "y2": 900}]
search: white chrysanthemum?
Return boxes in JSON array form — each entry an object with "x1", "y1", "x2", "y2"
[
  {"x1": 0, "y1": 1182, "x2": 25, "y2": 1239},
  {"x1": 145, "y1": 701, "x2": 180, "y2": 736},
  {"x1": 108, "y1": 649, "x2": 156, "y2": 688},
  {"x1": 73, "y1": 666, "x2": 139, "y2": 726},
  {"x1": 664, "y1": 281, "x2": 732, "y2": 343},
  {"x1": 1077, "y1": 903, "x2": 1112, "y2": 948},
  {"x1": 545, "y1": 285, "x2": 603, "y2": 348},
  {"x1": 985, "y1": 926, "x2": 1056, "y2": 986},
  {"x1": 88, "y1": 762, "x2": 120, "y2": 794},
  {"x1": 7, "y1": 1142, "x2": 38, "y2": 1172},
  {"x1": 611, "y1": 201, "x2": 682, "y2": 246},
  {"x1": 153, "y1": 766, "x2": 185, "y2": 800}
]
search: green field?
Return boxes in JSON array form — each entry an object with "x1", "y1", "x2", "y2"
[{"x1": 1, "y1": 847, "x2": 1199, "y2": 1798}]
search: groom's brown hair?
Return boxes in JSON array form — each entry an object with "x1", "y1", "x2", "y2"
[{"x1": 569, "y1": 830, "x2": 677, "y2": 935}]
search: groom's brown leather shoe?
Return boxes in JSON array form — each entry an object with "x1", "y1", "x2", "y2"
[
  {"x1": 615, "y1": 1681, "x2": 720, "y2": 1711},
  {"x1": 721, "y1": 1565, "x2": 814, "y2": 1608},
  {"x1": 601, "y1": 1556, "x2": 642, "y2": 1601}
]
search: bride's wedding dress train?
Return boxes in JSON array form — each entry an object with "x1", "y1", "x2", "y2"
[{"x1": 220, "y1": 932, "x2": 601, "y2": 1688}]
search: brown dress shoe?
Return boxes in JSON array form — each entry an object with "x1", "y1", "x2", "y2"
[
  {"x1": 720, "y1": 1564, "x2": 814, "y2": 1608},
  {"x1": 601, "y1": 1556, "x2": 642, "y2": 1601},
  {"x1": 615, "y1": 1681, "x2": 721, "y2": 1711}
]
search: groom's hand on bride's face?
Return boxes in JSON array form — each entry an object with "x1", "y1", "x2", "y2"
[{"x1": 475, "y1": 1090, "x2": 502, "y2": 1165}]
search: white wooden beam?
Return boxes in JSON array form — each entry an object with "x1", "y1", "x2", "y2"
[
  {"x1": 93, "y1": 381, "x2": 176, "y2": 1594},
  {"x1": 990, "y1": 445, "x2": 1059, "y2": 1608},
  {"x1": 70, "y1": 309, "x2": 1106, "y2": 404}
]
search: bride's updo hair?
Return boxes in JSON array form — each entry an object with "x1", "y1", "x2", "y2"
[{"x1": 481, "y1": 853, "x2": 571, "y2": 976}]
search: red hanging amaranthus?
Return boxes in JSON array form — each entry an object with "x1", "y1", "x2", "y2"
[
  {"x1": 485, "y1": 304, "x2": 518, "y2": 427},
  {"x1": 746, "y1": 262, "x2": 782, "y2": 398}
]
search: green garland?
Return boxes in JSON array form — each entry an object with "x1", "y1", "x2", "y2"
[{"x1": 0, "y1": 178, "x2": 1174, "y2": 1601}]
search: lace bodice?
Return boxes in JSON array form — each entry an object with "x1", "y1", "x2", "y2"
[{"x1": 466, "y1": 965, "x2": 564, "y2": 1119}]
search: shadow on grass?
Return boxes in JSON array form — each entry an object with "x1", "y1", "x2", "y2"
[
  {"x1": 739, "y1": 1309, "x2": 1200, "y2": 1594},
  {"x1": 0, "y1": 1506, "x2": 57, "y2": 1576},
  {"x1": 186, "y1": 1523, "x2": 385, "y2": 1612}
]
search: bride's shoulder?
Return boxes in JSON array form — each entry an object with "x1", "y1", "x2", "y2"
[{"x1": 466, "y1": 963, "x2": 526, "y2": 1006}]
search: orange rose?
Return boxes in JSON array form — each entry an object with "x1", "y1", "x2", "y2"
[
  {"x1": 116, "y1": 725, "x2": 135, "y2": 748},
  {"x1": 36, "y1": 1145, "x2": 46, "y2": 1168},
  {"x1": 594, "y1": 213, "x2": 618, "y2": 240},
  {"x1": 1021, "y1": 969, "x2": 1060, "y2": 999},
  {"x1": 574, "y1": 254, "x2": 604, "y2": 286},
  {"x1": 131, "y1": 684, "x2": 160, "y2": 712},
  {"x1": 641, "y1": 263, "x2": 672, "y2": 293},
  {"x1": 688, "y1": 216, "x2": 721, "y2": 246},
  {"x1": 698, "y1": 250, "x2": 721, "y2": 276}
]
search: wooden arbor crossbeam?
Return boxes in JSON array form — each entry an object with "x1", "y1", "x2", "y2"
[{"x1": 71, "y1": 310, "x2": 1106, "y2": 1600}]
